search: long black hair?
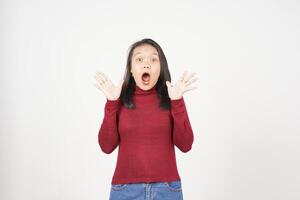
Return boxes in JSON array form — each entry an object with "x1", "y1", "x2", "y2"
[{"x1": 120, "y1": 38, "x2": 171, "y2": 110}]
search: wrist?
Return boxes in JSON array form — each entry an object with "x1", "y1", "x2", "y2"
[
  {"x1": 170, "y1": 96, "x2": 183, "y2": 101},
  {"x1": 107, "y1": 97, "x2": 119, "y2": 101}
]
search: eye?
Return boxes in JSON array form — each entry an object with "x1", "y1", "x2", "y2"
[
  {"x1": 152, "y1": 58, "x2": 158, "y2": 62},
  {"x1": 136, "y1": 57, "x2": 143, "y2": 62}
]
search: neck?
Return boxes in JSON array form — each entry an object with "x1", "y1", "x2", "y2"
[{"x1": 134, "y1": 85, "x2": 157, "y2": 95}]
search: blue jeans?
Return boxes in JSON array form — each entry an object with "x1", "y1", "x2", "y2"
[{"x1": 109, "y1": 180, "x2": 183, "y2": 200}]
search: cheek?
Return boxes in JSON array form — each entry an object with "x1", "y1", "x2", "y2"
[
  {"x1": 153, "y1": 65, "x2": 161, "y2": 77},
  {"x1": 132, "y1": 62, "x2": 143, "y2": 69},
  {"x1": 131, "y1": 64, "x2": 139, "y2": 74},
  {"x1": 151, "y1": 72, "x2": 160, "y2": 84},
  {"x1": 131, "y1": 65, "x2": 142, "y2": 80}
]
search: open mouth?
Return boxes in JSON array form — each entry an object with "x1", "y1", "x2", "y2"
[{"x1": 141, "y1": 72, "x2": 150, "y2": 85}]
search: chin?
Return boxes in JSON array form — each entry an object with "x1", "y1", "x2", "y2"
[{"x1": 138, "y1": 83, "x2": 154, "y2": 90}]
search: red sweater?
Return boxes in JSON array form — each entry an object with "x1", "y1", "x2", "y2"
[{"x1": 98, "y1": 85, "x2": 194, "y2": 184}]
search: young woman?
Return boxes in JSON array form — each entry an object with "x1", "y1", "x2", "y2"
[{"x1": 94, "y1": 38, "x2": 198, "y2": 200}]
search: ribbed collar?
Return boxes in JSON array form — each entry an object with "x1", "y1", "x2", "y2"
[{"x1": 134, "y1": 85, "x2": 157, "y2": 95}]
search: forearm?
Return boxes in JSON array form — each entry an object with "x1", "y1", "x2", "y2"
[
  {"x1": 171, "y1": 97, "x2": 194, "y2": 153},
  {"x1": 98, "y1": 99, "x2": 120, "y2": 154}
]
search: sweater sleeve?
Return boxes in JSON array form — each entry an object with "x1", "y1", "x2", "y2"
[
  {"x1": 98, "y1": 98, "x2": 120, "y2": 154},
  {"x1": 170, "y1": 97, "x2": 194, "y2": 153}
]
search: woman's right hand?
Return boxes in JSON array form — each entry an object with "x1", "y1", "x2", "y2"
[{"x1": 94, "y1": 72, "x2": 124, "y2": 101}]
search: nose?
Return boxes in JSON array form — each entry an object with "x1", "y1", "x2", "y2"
[
  {"x1": 143, "y1": 62, "x2": 151, "y2": 69},
  {"x1": 143, "y1": 58, "x2": 151, "y2": 69}
]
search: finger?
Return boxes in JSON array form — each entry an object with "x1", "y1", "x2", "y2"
[
  {"x1": 166, "y1": 81, "x2": 172, "y2": 87},
  {"x1": 180, "y1": 70, "x2": 188, "y2": 82},
  {"x1": 94, "y1": 72, "x2": 103, "y2": 80},
  {"x1": 95, "y1": 71, "x2": 104, "y2": 79},
  {"x1": 93, "y1": 82, "x2": 102, "y2": 91},
  {"x1": 100, "y1": 72, "x2": 109, "y2": 82},
  {"x1": 95, "y1": 73, "x2": 106, "y2": 85},
  {"x1": 185, "y1": 77, "x2": 198, "y2": 87},
  {"x1": 106, "y1": 77, "x2": 114, "y2": 87},
  {"x1": 168, "y1": 81, "x2": 175, "y2": 87},
  {"x1": 100, "y1": 73, "x2": 114, "y2": 87},
  {"x1": 183, "y1": 86, "x2": 197, "y2": 93},
  {"x1": 166, "y1": 81, "x2": 170, "y2": 87},
  {"x1": 95, "y1": 72, "x2": 106, "y2": 80},
  {"x1": 184, "y1": 72, "x2": 197, "y2": 83},
  {"x1": 95, "y1": 77, "x2": 105, "y2": 85}
]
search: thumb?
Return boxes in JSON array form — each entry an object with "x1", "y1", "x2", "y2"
[{"x1": 166, "y1": 81, "x2": 171, "y2": 87}]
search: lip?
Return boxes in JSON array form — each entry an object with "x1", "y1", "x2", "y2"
[
  {"x1": 141, "y1": 72, "x2": 151, "y2": 84},
  {"x1": 141, "y1": 71, "x2": 151, "y2": 78}
]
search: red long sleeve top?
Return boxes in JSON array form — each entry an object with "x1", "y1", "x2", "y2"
[{"x1": 98, "y1": 85, "x2": 194, "y2": 184}]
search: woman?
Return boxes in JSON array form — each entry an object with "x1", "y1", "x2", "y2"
[{"x1": 94, "y1": 38, "x2": 198, "y2": 200}]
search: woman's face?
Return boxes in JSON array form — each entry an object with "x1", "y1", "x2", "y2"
[{"x1": 130, "y1": 44, "x2": 161, "y2": 90}]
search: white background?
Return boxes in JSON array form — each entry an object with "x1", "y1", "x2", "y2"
[{"x1": 1, "y1": 0, "x2": 299, "y2": 199}]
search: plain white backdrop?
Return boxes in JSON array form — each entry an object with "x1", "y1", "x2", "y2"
[{"x1": 1, "y1": 0, "x2": 299, "y2": 199}]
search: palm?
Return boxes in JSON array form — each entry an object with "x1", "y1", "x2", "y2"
[
  {"x1": 94, "y1": 72, "x2": 124, "y2": 101},
  {"x1": 166, "y1": 71, "x2": 198, "y2": 100}
]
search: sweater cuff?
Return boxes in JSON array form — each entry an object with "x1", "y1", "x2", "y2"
[
  {"x1": 170, "y1": 97, "x2": 186, "y2": 114},
  {"x1": 105, "y1": 98, "x2": 120, "y2": 109},
  {"x1": 170, "y1": 96, "x2": 183, "y2": 104}
]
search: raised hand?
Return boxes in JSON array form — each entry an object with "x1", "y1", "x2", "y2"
[
  {"x1": 166, "y1": 71, "x2": 198, "y2": 100},
  {"x1": 94, "y1": 72, "x2": 124, "y2": 101}
]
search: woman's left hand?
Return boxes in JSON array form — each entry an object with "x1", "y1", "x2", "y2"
[{"x1": 166, "y1": 71, "x2": 198, "y2": 100}]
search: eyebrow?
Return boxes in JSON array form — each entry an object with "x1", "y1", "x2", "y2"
[{"x1": 133, "y1": 52, "x2": 159, "y2": 57}]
